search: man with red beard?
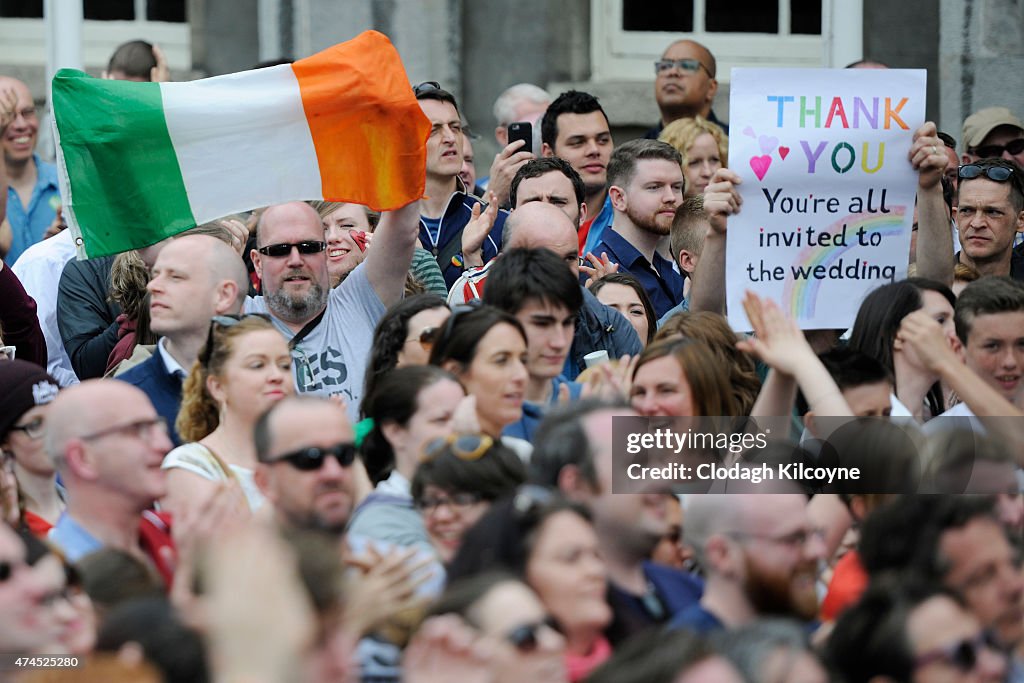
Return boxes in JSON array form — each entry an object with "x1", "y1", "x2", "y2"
[
  {"x1": 670, "y1": 493, "x2": 825, "y2": 632},
  {"x1": 588, "y1": 139, "x2": 686, "y2": 318}
]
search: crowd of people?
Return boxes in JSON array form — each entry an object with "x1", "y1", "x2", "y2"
[{"x1": 0, "y1": 33, "x2": 1023, "y2": 683}]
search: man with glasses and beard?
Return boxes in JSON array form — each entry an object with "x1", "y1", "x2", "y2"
[
  {"x1": 670, "y1": 493, "x2": 825, "y2": 632},
  {"x1": 588, "y1": 139, "x2": 687, "y2": 318},
  {"x1": 254, "y1": 395, "x2": 359, "y2": 535},
  {"x1": 247, "y1": 199, "x2": 419, "y2": 419}
]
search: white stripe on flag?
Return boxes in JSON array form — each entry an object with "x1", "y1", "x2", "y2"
[{"x1": 161, "y1": 64, "x2": 323, "y2": 224}]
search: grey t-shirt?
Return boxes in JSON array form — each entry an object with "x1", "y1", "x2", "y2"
[{"x1": 246, "y1": 263, "x2": 385, "y2": 421}]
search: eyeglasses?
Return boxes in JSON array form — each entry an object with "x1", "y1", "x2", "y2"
[
  {"x1": 413, "y1": 81, "x2": 442, "y2": 96},
  {"x1": 268, "y1": 442, "x2": 357, "y2": 471},
  {"x1": 0, "y1": 345, "x2": 15, "y2": 360},
  {"x1": 505, "y1": 617, "x2": 561, "y2": 653},
  {"x1": 725, "y1": 527, "x2": 825, "y2": 549},
  {"x1": 201, "y1": 313, "x2": 273, "y2": 367},
  {"x1": 914, "y1": 631, "x2": 997, "y2": 672},
  {"x1": 79, "y1": 416, "x2": 168, "y2": 442},
  {"x1": 256, "y1": 241, "x2": 327, "y2": 258},
  {"x1": 654, "y1": 59, "x2": 711, "y2": 76},
  {"x1": 970, "y1": 139, "x2": 1024, "y2": 160},
  {"x1": 9, "y1": 416, "x2": 45, "y2": 440},
  {"x1": 424, "y1": 433, "x2": 494, "y2": 462},
  {"x1": 12, "y1": 107, "x2": 36, "y2": 121},
  {"x1": 414, "y1": 490, "x2": 483, "y2": 513}
]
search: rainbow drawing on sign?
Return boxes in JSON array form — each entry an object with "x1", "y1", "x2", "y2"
[{"x1": 782, "y1": 209, "x2": 907, "y2": 318}]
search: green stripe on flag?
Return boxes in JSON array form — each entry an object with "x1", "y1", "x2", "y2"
[{"x1": 52, "y1": 69, "x2": 195, "y2": 258}]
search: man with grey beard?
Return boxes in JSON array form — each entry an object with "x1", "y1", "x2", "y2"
[{"x1": 247, "y1": 200, "x2": 419, "y2": 419}]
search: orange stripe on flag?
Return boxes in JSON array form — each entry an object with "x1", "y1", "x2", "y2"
[{"x1": 290, "y1": 31, "x2": 429, "y2": 211}]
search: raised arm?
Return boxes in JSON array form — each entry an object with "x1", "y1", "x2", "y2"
[
  {"x1": 689, "y1": 168, "x2": 742, "y2": 314},
  {"x1": 364, "y1": 200, "x2": 421, "y2": 308},
  {"x1": 911, "y1": 122, "x2": 954, "y2": 285},
  {"x1": 741, "y1": 291, "x2": 853, "y2": 419}
]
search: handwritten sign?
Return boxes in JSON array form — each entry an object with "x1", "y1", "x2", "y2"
[{"x1": 726, "y1": 68, "x2": 926, "y2": 330}]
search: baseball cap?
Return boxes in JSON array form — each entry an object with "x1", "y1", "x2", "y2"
[{"x1": 962, "y1": 107, "x2": 1024, "y2": 150}]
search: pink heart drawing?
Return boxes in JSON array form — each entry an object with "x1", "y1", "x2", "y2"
[
  {"x1": 742, "y1": 126, "x2": 756, "y2": 138},
  {"x1": 758, "y1": 135, "x2": 779, "y2": 155},
  {"x1": 778, "y1": 145, "x2": 790, "y2": 160},
  {"x1": 749, "y1": 155, "x2": 772, "y2": 181}
]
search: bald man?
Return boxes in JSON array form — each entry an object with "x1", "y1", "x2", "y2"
[
  {"x1": 246, "y1": 200, "x2": 419, "y2": 418},
  {"x1": 117, "y1": 234, "x2": 250, "y2": 445},
  {"x1": 670, "y1": 494, "x2": 826, "y2": 633},
  {"x1": 46, "y1": 380, "x2": 175, "y2": 583},
  {"x1": 645, "y1": 39, "x2": 728, "y2": 139},
  {"x1": 449, "y1": 200, "x2": 641, "y2": 378},
  {"x1": 254, "y1": 395, "x2": 359, "y2": 535},
  {"x1": 0, "y1": 76, "x2": 60, "y2": 264}
]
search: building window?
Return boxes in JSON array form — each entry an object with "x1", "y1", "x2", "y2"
[
  {"x1": 1, "y1": 0, "x2": 185, "y2": 21},
  {"x1": 594, "y1": 0, "x2": 828, "y2": 82}
]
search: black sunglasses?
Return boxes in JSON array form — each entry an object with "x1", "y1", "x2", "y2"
[
  {"x1": 506, "y1": 616, "x2": 561, "y2": 653},
  {"x1": 413, "y1": 81, "x2": 442, "y2": 96},
  {"x1": 257, "y1": 241, "x2": 327, "y2": 258},
  {"x1": 959, "y1": 164, "x2": 1015, "y2": 182},
  {"x1": 914, "y1": 631, "x2": 997, "y2": 672},
  {"x1": 971, "y1": 139, "x2": 1024, "y2": 160},
  {"x1": 270, "y1": 442, "x2": 358, "y2": 471}
]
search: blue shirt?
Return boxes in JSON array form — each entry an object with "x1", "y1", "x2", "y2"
[
  {"x1": 117, "y1": 342, "x2": 187, "y2": 446},
  {"x1": 6, "y1": 155, "x2": 60, "y2": 265},
  {"x1": 503, "y1": 376, "x2": 582, "y2": 442},
  {"x1": 49, "y1": 513, "x2": 103, "y2": 562},
  {"x1": 591, "y1": 228, "x2": 687, "y2": 318}
]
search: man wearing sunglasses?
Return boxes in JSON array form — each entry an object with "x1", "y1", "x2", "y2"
[
  {"x1": 44, "y1": 380, "x2": 176, "y2": 585},
  {"x1": 827, "y1": 578, "x2": 1007, "y2": 683},
  {"x1": 860, "y1": 496, "x2": 1024, "y2": 676},
  {"x1": 254, "y1": 395, "x2": 359, "y2": 535},
  {"x1": 953, "y1": 159, "x2": 1024, "y2": 280},
  {"x1": 248, "y1": 199, "x2": 419, "y2": 419},
  {"x1": 961, "y1": 106, "x2": 1024, "y2": 169},
  {"x1": 644, "y1": 40, "x2": 728, "y2": 141}
]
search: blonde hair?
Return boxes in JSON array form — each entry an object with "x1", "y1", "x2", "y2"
[
  {"x1": 309, "y1": 201, "x2": 380, "y2": 230},
  {"x1": 176, "y1": 315, "x2": 282, "y2": 442},
  {"x1": 659, "y1": 115, "x2": 729, "y2": 171}
]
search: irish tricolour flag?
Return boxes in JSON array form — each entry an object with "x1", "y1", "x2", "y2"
[{"x1": 52, "y1": 30, "x2": 430, "y2": 259}]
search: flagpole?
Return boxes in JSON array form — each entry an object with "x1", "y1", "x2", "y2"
[{"x1": 43, "y1": 0, "x2": 83, "y2": 108}]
